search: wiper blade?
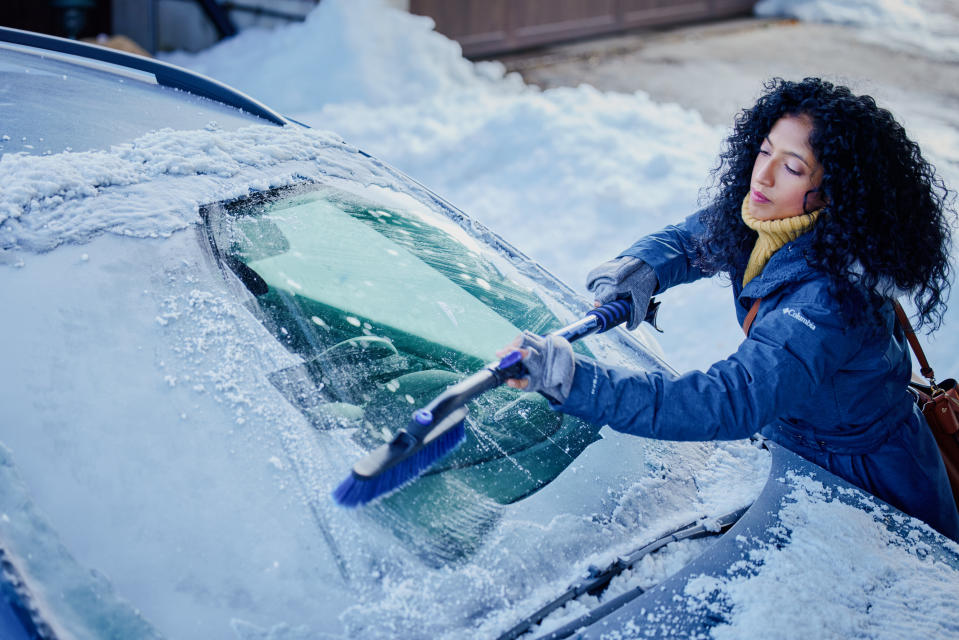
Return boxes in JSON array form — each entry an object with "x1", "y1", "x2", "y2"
[{"x1": 497, "y1": 505, "x2": 749, "y2": 640}]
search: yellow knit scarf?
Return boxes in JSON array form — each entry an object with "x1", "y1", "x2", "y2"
[{"x1": 741, "y1": 196, "x2": 820, "y2": 287}]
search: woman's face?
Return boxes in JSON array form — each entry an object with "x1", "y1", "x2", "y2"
[{"x1": 749, "y1": 114, "x2": 826, "y2": 220}]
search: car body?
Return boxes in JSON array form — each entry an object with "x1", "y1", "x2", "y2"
[{"x1": 1, "y1": 26, "x2": 957, "y2": 640}]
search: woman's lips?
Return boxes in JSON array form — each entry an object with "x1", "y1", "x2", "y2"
[{"x1": 751, "y1": 189, "x2": 771, "y2": 204}]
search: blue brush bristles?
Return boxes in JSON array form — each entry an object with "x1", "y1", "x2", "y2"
[{"x1": 332, "y1": 422, "x2": 466, "y2": 507}]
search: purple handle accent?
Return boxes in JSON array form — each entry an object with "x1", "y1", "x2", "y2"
[
  {"x1": 497, "y1": 349, "x2": 524, "y2": 370},
  {"x1": 412, "y1": 409, "x2": 433, "y2": 426}
]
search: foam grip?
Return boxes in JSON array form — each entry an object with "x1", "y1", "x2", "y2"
[{"x1": 586, "y1": 299, "x2": 631, "y2": 332}]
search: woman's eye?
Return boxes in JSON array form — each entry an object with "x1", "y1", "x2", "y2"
[{"x1": 785, "y1": 164, "x2": 801, "y2": 176}]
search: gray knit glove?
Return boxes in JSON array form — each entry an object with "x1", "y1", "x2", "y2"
[
  {"x1": 513, "y1": 331, "x2": 575, "y2": 404},
  {"x1": 585, "y1": 256, "x2": 658, "y2": 330}
]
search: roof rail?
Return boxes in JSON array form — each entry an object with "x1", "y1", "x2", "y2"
[{"x1": 0, "y1": 26, "x2": 289, "y2": 127}]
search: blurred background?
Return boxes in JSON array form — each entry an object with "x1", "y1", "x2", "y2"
[{"x1": 0, "y1": 0, "x2": 757, "y2": 57}]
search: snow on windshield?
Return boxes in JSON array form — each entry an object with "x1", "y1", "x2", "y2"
[
  {"x1": 1, "y1": 183, "x2": 768, "y2": 639},
  {"x1": 0, "y1": 69, "x2": 766, "y2": 638},
  {"x1": 0, "y1": 124, "x2": 352, "y2": 254}
]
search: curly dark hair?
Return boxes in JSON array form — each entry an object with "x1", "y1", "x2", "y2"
[{"x1": 698, "y1": 77, "x2": 954, "y2": 330}]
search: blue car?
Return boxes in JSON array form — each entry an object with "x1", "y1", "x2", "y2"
[{"x1": 1, "y1": 27, "x2": 957, "y2": 640}]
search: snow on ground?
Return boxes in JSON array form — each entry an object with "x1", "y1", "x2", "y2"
[{"x1": 756, "y1": 0, "x2": 959, "y2": 61}]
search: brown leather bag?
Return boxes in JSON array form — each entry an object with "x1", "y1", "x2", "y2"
[{"x1": 895, "y1": 302, "x2": 959, "y2": 506}]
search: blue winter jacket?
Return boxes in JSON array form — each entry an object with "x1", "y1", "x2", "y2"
[{"x1": 558, "y1": 211, "x2": 959, "y2": 541}]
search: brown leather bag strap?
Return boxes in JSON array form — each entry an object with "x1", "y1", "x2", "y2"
[
  {"x1": 894, "y1": 300, "x2": 935, "y2": 381},
  {"x1": 742, "y1": 298, "x2": 761, "y2": 337}
]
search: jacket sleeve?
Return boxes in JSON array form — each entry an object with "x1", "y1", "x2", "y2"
[
  {"x1": 555, "y1": 296, "x2": 863, "y2": 441},
  {"x1": 618, "y1": 210, "x2": 709, "y2": 294}
]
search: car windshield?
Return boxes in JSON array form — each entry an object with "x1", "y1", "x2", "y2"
[{"x1": 202, "y1": 180, "x2": 615, "y2": 561}]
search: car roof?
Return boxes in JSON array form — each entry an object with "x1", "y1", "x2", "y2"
[
  {"x1": 0, "y1": 26, "x2": 297, "y2": 157},
  {"x1": 0, "y1": 26, "x2": 289, "y2": 126}
]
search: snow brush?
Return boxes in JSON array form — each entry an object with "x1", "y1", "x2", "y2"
[{"x1": 332, "y1": 298, "x2": 660, "y2": 508}]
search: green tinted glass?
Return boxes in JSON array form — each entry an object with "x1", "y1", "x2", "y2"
[{"x1": 203, "y1": 183, "x2": 601, "y2": 562}]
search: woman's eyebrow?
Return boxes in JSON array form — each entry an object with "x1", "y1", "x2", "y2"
[{"x1": 764, "y1": 136, "x2": 813, "y2": 169}]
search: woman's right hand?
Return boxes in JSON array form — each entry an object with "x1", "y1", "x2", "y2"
[
  {"x1": 496, "y1": 331, "x2": 576, "y2": 404},
  {"x1": 585, "y1": 257, "x2": 658, "y2": 330}
]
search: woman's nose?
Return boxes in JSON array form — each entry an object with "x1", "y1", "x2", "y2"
[{"x1": 754, "y1": 158, "x2": 774, "y2": 186}]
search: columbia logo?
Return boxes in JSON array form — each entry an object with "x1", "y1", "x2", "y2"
[{"x1": 783, "y1": 307, "x2": 816, "y2": 330}]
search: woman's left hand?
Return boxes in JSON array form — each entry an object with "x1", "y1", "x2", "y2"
[{"x1": 496, "y1": 331, "x2": 576, "y2": 403}]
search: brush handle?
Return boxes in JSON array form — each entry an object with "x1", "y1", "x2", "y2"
[
  {"x1": 334, "y1": 299, "x2": 652, "y2": 506},
  {"x1": 555, "y1": 299, "x2": 632, "y2": 342},
  {"x1": 406, "y1": 300, "x2": 639, "y2": 437},
  {"x1": 498, "y1": 298, "x2": 635, "y2": 373},
  {"x1": 405, "y1": 368, "x2": 501, "y2": 440}
]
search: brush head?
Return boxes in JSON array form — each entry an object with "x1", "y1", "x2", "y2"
[{"x1": 332, "y1": 407, "x2": 468, "y2": 507}]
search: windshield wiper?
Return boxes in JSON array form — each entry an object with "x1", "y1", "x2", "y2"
[{"x1": 497, "y1": 505, "x2": 749, "y2": 640}]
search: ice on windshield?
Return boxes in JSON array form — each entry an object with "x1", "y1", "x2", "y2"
[{"x1": 203, "y1": 181, "x2": 605, "y2": 561}]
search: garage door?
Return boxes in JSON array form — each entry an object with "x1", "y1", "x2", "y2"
[{"x1": 410, "y1": 0, "x2": 757, "y2": 58}]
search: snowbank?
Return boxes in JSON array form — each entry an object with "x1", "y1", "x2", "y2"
[
  {"x1": 161, "y1": 0, "x2": 509, "y2": 113},
  {"x1": 756, "y1": 0, "x2": 959, "y2": 61}
]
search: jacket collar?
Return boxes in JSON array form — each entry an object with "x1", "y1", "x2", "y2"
[{"x1": 739, "y1": 232, "x2": 819, "y2": 300}]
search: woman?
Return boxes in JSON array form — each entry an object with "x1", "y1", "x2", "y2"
[{"x1": 502, "y1": 77, "x2": 959, "y2": 540}]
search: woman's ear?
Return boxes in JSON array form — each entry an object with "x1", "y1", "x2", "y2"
[{"x1": 805, "y1": 188, "x2": 828, "y2": 211}]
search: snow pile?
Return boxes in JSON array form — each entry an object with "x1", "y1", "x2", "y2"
[
  {"x1": 685, "y1": 473, "x2": 959, "y2": 639},
  {"x1": 161, "y1": 0, "x2": 511, "y2": 113},
  {"x1": 756, "y1": 0, "x2": 959, "y2": 61}
]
